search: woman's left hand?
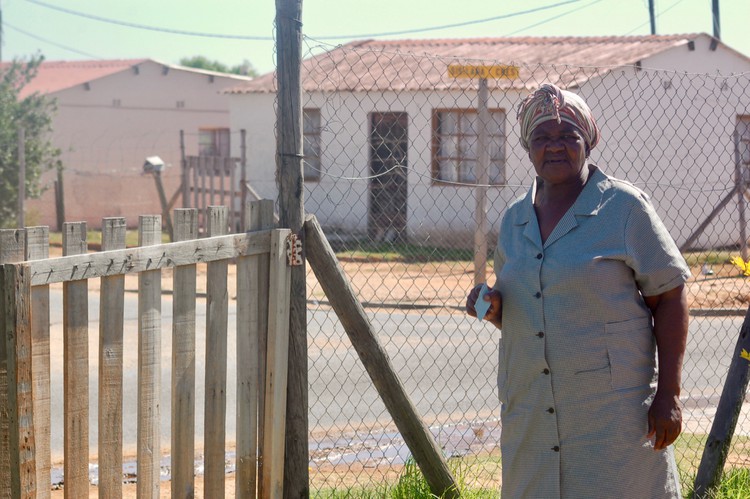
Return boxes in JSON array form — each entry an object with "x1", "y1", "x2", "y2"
[{"x1": 647, "y1": 389, "x2": 682, "y2": 450}]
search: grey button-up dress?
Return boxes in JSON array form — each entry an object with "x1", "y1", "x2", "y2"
[{"x1": 493, "y1": 166, "x2": 690, "y2": 499}]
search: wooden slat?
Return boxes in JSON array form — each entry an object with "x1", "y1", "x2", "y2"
[
  {"x1": 204, "y1": 206, "x2": 229, "y2": 499},
  {"x1": 62, "y1": 222, "x2": 89, "y2": 498},
  {"x1": 1, "y1": 262, "x2": 36, "y2": 498},
  {"x1": 261, "y1": 229, "x2": 292, "y2": 499},
  {"x1": 171, "y1": 209, "x2": 198, "y2": 499},
  {"x1": 235, "y1": 200, "x2": 274, "y2": 498},
  {"x1": 0, "y1": 229, "x2": 26, "y2": 498},
  {"x1": 137, "y1": 216, "x2": 162, "y2": 499},
  {"x1": 192, "y1": 157, "x2": 199, "y2": 215},
  {"x1": 98, "y1": 218, "x2": 126, "y2": 498},
  {"x1": 25, "y1": 227, "x2": 51, "y2": 499},
  {"x1": 219, "y1": 158, "x2": 226, "y2": 208},
  {"x1": 229, "y1": 158, "x2": 237, "y2": 233},
  {"x1": 28, "y1": 230, "x2": 272, "y2": 286}
]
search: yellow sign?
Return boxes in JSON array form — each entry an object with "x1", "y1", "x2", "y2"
[{"x1": 448, "y1": 64, "x2": 520, "y2": 80}]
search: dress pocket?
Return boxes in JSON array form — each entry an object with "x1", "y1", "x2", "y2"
[{"x1": 604, "y1": 316, "x2": 656, "y2": 390}]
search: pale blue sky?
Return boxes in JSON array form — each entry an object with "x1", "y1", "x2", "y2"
[{"x1": 5, "y1": 0, "x2": 750, "y2": 75}]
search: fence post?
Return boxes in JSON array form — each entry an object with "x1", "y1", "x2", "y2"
[
  {"x1": 0, "y1": 229, "x2": 33, "y2": 498},
  {"x1": 694, "y1": 304, "x2": 750, "y2": 497},
  {"x1": 474, "y1": 77, "x2": 490, "y2": 285},
  {"x1": 1, "y1": 262, "x2": 36, "y2": 498},
  {"x1": 98, "y1": 218, "x2": 126, "y2": 498},
  {"x1": 172, "y1": 209, "x2": 198, "y2": 499},
  {"x1": 17, "y1": 128, "x2": 25, "y2": 229},
  {"x1": 236, "y1": 199, "x2": 274, "y2": 498},
  {"x1": 25, "y1": 227, "x2": 51, "y2": 499},
  {"x1": 62, "y1": 222, "x2": 89, "y2": 497},
  {"x1": 204, "y1": 206, "x2": 229, "y2": 499},
  {"x1": 137, "y1": 215, "x2": 162, "y2": 499},
  {"x1": 180, "y1": 130, "x2": 190, "y2": 208}
]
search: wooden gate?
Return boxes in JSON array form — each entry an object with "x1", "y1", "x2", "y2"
[
  {"x1": 183, "y1": 155, "x2": 244, "y2": 232},
  {"x1": 0, "y1": 201, "x2": 291, "y2": 498}
]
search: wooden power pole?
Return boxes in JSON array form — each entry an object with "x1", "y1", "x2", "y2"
[{"x1": 275, "y1": 0, "x2": 308, "y2": 496}]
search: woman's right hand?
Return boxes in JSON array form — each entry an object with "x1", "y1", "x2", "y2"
[{"x1": 466, "y1": 283, "x2": 503, "y2": 328}]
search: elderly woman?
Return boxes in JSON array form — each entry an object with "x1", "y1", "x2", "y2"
[{"x1": 467, "y1": 83, "x2": 690, "y2": 498}]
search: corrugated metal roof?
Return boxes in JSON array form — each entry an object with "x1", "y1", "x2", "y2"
[
  {"x1": 5, "y1": 58, "x2": 252, "y2": 99},
  {"x1": 4, "y1": 59, "x2": 148, "y2": 99},
  {"x1": 226, "y1": 34, "x2": 705, "y2": 94}
]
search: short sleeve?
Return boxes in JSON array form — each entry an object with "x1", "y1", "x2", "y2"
[{"x1": 624, "y1": 194, "x2": 691, "y2": 296}]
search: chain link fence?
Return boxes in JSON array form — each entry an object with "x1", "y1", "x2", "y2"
[{"x1": 288, "y1": 38, "x2": 750, "y2": 494}]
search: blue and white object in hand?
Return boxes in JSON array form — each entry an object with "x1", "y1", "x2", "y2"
[{"x1": 475, "y1": 283, "x2": 491, "y2": 321}]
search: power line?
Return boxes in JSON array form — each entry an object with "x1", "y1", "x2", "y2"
[
  {"x1": 5, "y1": 21, "x2": 100, "y2": 58},
  {"x1": 25, "y1": 0, "x2": 585, "y2": 42},
  {"x1": 624, "y1": 0, "x2": 689, "y2": 35},
  {"x1": 506, "y1": 0, "x2": 609, "y2": 36},
  {"x1": 313, "y1": 0, "x2": 585, "y2": 39}
]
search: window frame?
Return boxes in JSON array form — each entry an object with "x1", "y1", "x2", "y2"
[
  {"x1": 431, "y1": 108, "x2": 507, "y2": 186},
  {"x1": 303, "y1": 108, "x2": 322, "y2": 182},
  {"x1": 198, "y1": 127, "x2": 230, "y2": 157}
]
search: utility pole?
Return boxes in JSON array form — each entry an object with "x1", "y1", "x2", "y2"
[
  {"x1": 275, "y1": 0, "x2": 308, "y2": 497},
  {"x1": 648, "y1": 0, "x2": 656, "y2": 35},
  {"x1": 712, "y1": 0, "x2": 721, "y2": 40}
]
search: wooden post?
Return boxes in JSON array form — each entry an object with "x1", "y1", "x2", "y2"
[
  {"x1": 17, "y1": 128, "x2": 25, "y2": 229},
  {"x1": 240, "y1": 130, "x2": 248, "y2": 232},
  {"x1": 474, "y1": 78, "x2": 490, "y2": 285},
  {"x1": 25, "y1": 227, "x2": 51, "y2": 499},
  {"x1": 98, "y1": 218, "x2": 126, "y2": 498},
  {"x1": 172, "y1": 209, "x2": 198, "y2": 499},
  {"x1": 137, "y1": 215, "x2": 162, "y2": 499},
  {"x1": 236, "y1": 200, "x2": 274, "y2": 498},
  {"x1": 54, "y1": 169, "x2": 65, "y2": 232},
  {"x1": 262, "y1": 229, "x2": 292, "y2": 499},
  {"x1": 275, "y1": 0, "x2": 308, "y2": 494},
  {"x1": 180, "y1": 130, "x2": 190, "y2": 208},
  {"x1": 204, "y1": 206, "x2": 229, "y2": 499},
  {"x1": 62, "y1": 222, "x2": 89, "y2": 498},
  {"x1": 735, "y1": 131, "x2": 748, "y2": 260},
  {"x1": 694, "y1": 304, "x2": 750, "y2": 497},
  {"x1": 0, "y1": 229, "x2": 29, "y2": 498},
  {"x1": 304, "y1": 215, "x2": 459, "y2": 498},
  {"x1": 153, "y1": 171, "x2": 175, "y2": 241},
  {"x1": 1, "y1": 262, "x2": 36, "y2": 498}
]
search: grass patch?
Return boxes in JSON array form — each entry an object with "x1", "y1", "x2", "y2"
[
  {"x1": 335, "y1": 242, "x2": 476, "y2": 263},
  {"x1": 683, "y1": 250, "x2": 737, "y2": 267},
  {"x1": 48, "y1": 229, "x2": 170, "y2": 250}
]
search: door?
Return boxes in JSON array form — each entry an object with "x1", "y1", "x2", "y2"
[{"x1": 368, "y1": 112, "x2": 408, "y2": 242}]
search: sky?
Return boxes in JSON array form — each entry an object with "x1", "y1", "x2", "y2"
[{"x1": 4, "y1": 0, "x2": 750, "y2": 75}]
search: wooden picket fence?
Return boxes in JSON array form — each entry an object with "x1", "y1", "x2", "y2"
[{"x1": 0, "y1": 201, "x2": 291, "y2": 498}]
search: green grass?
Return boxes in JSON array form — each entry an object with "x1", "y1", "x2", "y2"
[
  {"x1": 682, "y1": 250, "x2": 737, "y2": 267},
  {"x1": 335, "y1": 242, "x2": 477, "y2": 263}
]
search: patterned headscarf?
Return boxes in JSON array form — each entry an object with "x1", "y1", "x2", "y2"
[{"x1": 517, "y1": 83, "x2": 600, "y2": 152}]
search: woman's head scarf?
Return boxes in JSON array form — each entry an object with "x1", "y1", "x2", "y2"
[{"x1": 517, "y1": 83, "x2": 600, "y2": 153}]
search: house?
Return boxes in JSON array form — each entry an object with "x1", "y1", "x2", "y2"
[
  {"x1": 18, "y1": 59, "x2": 251, "y2": 229},
  {"x1": 227, "y1": 34, "x2": 750, "y2": 249}
]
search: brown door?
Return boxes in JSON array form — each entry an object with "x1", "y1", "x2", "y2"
[{"x1": 368, "y1": 112, "x2": 408, "y2": 242}]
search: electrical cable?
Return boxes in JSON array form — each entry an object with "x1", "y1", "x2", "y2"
[
  {"x1": 4, "y1": 20, "x2": 100, "y2": 58},
  {"x1": 624, "y1": 0, "x2": 690, "y2": 35},
  {"x1": 505, "y1": 0, "x2": 608, "y2": 36}
]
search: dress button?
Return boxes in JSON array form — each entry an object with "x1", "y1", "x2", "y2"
[
  {"x1": 534, "y1": 292, "x2": 541, "y2": 298},
  {"x1": 542, "y1": 368, "x2": 550, "y2": 375},
  {"x1": 547, "y1": 407, "x2": 555, "y2": 413},
  {"x1": 552, "y1": 446, "x2": 560, "y2": 452},
  {"x1": 536, "y1": 331, "x2": 545, "y2": 338},
  {"x1": 536, "y1": 253, "x2": 543, "y2": 259}
]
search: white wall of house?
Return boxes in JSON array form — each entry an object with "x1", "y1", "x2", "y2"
[{"x1": 26, "y1": 60, "x2": 248, "y2": 229}]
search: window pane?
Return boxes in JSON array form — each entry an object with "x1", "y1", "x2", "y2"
[
  {"x1": 490, "y1": 160, "x2": 504, "y2": 184},
  {"x1": 464, "y1": 135, "x2": 478, "y2": 160},
  {"x1": 438, "y1": 159, "x2": 456, "y2": 182},
  {"x1": 438, "y1": 135, "x2": 459, "y2": 158},
  {"x1": 464, "y1": 112, "x2": 479, "y2": 136},
  {"x1": 438, "y1": 112, "x2": 457, "y2": 134},
  {"x1": 459, "y1": 160, "x2": 476, "y2": 183}
]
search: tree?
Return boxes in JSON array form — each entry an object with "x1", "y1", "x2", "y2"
[
  {"x1": 179, "y1": 55, "x2": 259, "y2": 77},
  {"x1": 0, "y1": 55, "x2": 61, "y2": 228}
]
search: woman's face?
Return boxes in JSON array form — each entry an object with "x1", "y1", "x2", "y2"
[{"x1": 528, "y1": 120, "x2": 588, "y2": 187}]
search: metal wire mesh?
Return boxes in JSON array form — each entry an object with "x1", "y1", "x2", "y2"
[{"x1": 290, "y1": 38, "x2": 750, "y2": 494}]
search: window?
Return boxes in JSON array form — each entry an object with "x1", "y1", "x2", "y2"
[
  {"x1": 303, "y1": 109, "x2": 322, "y2": 181},
  {"x1": 432, "y1": 109, "x2": 506, "y2": 184},
  {"x1": 199, "y1": 128, "x2": 230, "y2": 157},
  {"x1": 739, "y1": 117, "x2": 750, "y2": 177}
]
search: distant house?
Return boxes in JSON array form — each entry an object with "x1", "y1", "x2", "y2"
[
  {"x1": 18, "y1": 59, "x2": 251, "y2": 228},
  {"x1": 227, "y1": 34, "x2": 750, "y2": 248}
]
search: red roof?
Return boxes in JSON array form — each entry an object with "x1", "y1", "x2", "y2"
[
  {"x1": 227, "y1": 34, "x2": 707, "y2": 94},
  {"x1": 3, "y1": 59, "x2": 148, "y2": 99}
]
